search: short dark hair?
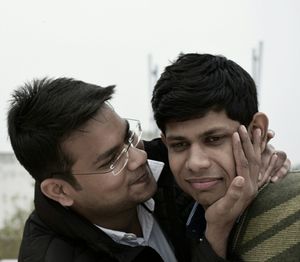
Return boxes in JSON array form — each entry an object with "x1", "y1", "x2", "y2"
[
  {"x1": 152, "y1": 53, "x2": 258, "y2": 133},
  {"x1": 7, "y1": 77, "x2": 115, "y2": 185}
]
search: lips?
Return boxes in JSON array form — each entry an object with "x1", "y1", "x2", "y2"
[
  {"x1": 186, "y1": 177, "x2": 222, "y2": 190},
  {"x1": 131, "y1": 172, "x2": 149, "y2": 185}
]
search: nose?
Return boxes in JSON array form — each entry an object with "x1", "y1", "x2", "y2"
[
  {"x1": 185, "y1": 145, "x2": 211, "y2": 172},
  {"x1": 127, "y1": 145, "x2": 147, "y2": 171}
]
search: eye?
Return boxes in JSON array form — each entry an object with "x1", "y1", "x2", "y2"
[
  {"x1": 168, "y1": 141, "x2": 189, "y2": 152},
  {"x1": 99, "y1": 152, "x2": 119, "y2": 170},
  {"x1": 129, "y1": 132, "x2": 141, "y2": 148},
  {"x1": 128, "y1": 131, "x2": 136, "y2": 144},
  {"x1": 123, "y1": 130, "x2": 134, "y2": 144},
  {"x1": 204, "y1": 135, "x2": 225, "y2": 145}
]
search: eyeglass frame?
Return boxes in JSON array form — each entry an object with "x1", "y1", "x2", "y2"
[{"x1": 51, "y1": 118, "x2": 143, "y2": 177}]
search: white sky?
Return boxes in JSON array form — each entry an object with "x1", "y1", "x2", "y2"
[{"x1": 0, "y1": 0, "x2": 299, "y2": 166}]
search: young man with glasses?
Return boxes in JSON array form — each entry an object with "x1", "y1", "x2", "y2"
[{"x1": 8, "y1": 77, "x2": 289, "y2": 261}]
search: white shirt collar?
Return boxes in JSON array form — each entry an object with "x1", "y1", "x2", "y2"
[
  {"x1": 95, "y1": 159, "x2": 164, "y2": 245},
  {"x1": 147, "y1": 159, "x2": 164, "y2": 182}
]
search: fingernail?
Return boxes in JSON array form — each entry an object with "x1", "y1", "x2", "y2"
[
  {"x1": 271, "y1": 176, "x2": 278, "y2": 182},
  {"x1": 235, "y1": 176, "x2": 244, "y2": 186},
  {"x1": 269, "y1": 129, "x2": 275, "y2": 137},
  {"x1": 240, "y1": 125, "x2": 247, "y2": 132},
  {"x1": 276, "y1": 151, "x2": 287, "y2": 160},
  {"x1": 258, "y1": 172, "x2": 262, "y2": 181},
  {"x1": 256, "y1": 128, "x2": 262, "y2": 137},
  {"x1": 233, "y1": 132, "x2": 240, "y2": 141}
]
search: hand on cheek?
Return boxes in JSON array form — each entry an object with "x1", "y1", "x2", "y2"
[{"x1": 204, "y1": 125, "x2": 262, "y2": 258}]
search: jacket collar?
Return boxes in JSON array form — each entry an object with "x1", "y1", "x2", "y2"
[{"x1": 34, "y1": 182, "x2": 145, "y2": 261}]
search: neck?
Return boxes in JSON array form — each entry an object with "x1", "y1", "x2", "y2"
[{"x1": 82, "y1": 206, "x2": 143, "y2": 237}]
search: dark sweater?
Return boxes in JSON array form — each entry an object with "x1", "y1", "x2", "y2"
[{"x1": 18, "y1": 138, "x2": 195, "y2": 262}]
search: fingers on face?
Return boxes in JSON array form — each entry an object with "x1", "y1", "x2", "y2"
[
  {"x1": 236, "y1": 125, "x2": 261, "y2": 160},
  {"x1": 219, "y1": 176, "x2": 245, "y2": 215},
  {"x1": 233, "y1": 131, "x2": 246, "y2": 166},
  {"x1": 233, "y1": 125, "x2": 261, "y2": 187},
  {"x1": 251, "y1": 128, "x2": 262, "y2": 156},
  {"x1": 233, "y1": 126, "x2": 255, "y2": 177}
]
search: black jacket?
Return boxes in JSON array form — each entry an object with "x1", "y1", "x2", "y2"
[{"x1": 18, "y1": 138, "x2": 195, "y2": 262}]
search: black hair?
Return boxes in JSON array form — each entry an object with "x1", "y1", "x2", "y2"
[
  {"x1": 151, "y1": 53, "x2": 258, "y2": 133},
  {"x1": 7, "y1": 77, "x2": 115, "y2": 186}
]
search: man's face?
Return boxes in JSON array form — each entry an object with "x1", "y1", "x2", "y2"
[
  {"x1": 163, "y1": 110, "x2": 240, "y2": 209},
  {"x1": 62, "y1": 106, "x2": 157, "y2": 223}
]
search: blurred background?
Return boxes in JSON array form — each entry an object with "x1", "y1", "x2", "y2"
[{"x1": 0, "y1": 0, "x2": 299, "y2": 259}]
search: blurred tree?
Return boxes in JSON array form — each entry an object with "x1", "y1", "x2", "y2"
[
  {"x1": 0, "y1": 195, "x2": 32, "y2": 259},
  {"x1": 292, "y1": 163, "x2": 300, "y2": 170}
]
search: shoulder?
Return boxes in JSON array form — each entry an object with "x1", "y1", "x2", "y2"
[
  {"x1": 248, "y1": 171, "x2": 300, "y2": 217},
  {"x1": 259, "y1": 171, "x2": 300, "y2": 202},
  {"x1": 231, "y1": 172, "x2": 300, "y2": 261},
  {"x1": 18, "y1": 211, "x2": 97, "y2": 262}
]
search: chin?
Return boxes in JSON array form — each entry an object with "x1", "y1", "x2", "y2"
[
  {"x1": 141, "y1": 182, "x2": 157, "y2": 201},
  {"x1": 194, "y1": 194, "x2": 222, "y2": 209},
  {"x1": 148, "y1": 182, "x2": 158, "y2": 196}
]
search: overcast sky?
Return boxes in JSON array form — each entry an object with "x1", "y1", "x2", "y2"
[{"x1": 0, "y1": 0, "x2": 299, "y2": 166}]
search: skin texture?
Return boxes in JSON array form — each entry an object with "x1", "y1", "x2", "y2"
[
  {"x1": 41, "y1": 106, "x2": 157, "y2": 233},
  {"x1": 163, "y1": 110, "x2": 263, "y2": 209},
  {"x1": 163, "y1": 110, "x2": 267, "y2": 258},
  {"x1": 40, "y1": 105, "x2": 285, "y2": 259}
]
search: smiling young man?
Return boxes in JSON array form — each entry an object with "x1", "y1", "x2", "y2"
[
  {"x1": 164, "y1": 111, "x2": 261, "y2": 209},
  {"x1": 151, "y1": 53, "x2": 300, "y2": 261}
]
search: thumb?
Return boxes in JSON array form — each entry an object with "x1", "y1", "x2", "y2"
[{"x1": 217, "y1": 176, "x2": 245, "y2": 212}]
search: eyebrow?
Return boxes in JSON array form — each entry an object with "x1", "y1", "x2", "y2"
[
  {"x1": 166, "y1": 127, "x2": 234, "y2": 141},
  {"x1": 91, "y1": 119, "x2": 130, "y2": 166}
]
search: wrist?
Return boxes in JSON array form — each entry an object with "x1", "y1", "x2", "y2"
[
  {"x1": 205, "y1": 225, "x2": 231, "y2": 244},
  {"x1": 204, "y1": 223, "x2": 233, "y2": 258}
]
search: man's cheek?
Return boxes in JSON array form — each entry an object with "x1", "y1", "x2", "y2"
[{"x1": 169, "y1": 158, "x2": 181, "y2": 177}]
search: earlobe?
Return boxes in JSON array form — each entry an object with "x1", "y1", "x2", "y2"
[
  {"x1": 40, "y1": 179, "x2": 74, "y2": 207},
  {"x1": 248, "y1": 112, "x2": 269, "y2": 151}
]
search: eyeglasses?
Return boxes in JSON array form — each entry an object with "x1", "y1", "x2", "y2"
[{"x1": 53, "y1": 118, "x2": 143, "y2": 177}]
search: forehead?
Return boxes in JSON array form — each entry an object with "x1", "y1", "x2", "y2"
[
  {"x1": 61, "y1": 106, "x2": 125, "y2": 159},
  {"x1": 74, "y1": 105, "x2": 124, "y2": 134},
  {"x1": 165, "y1": 110, "x2": 240, "y2": 137}
]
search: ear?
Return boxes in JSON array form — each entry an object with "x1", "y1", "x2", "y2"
[
  {"x1": 161, "y1": 132, "x2": 167, "y2": 146},
  {"x1": 40, "y1": 178, "x2": 74, "y2": 207},
  {"x1": 248, "y1": 112, "x2": 269, "y2": 152}
]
